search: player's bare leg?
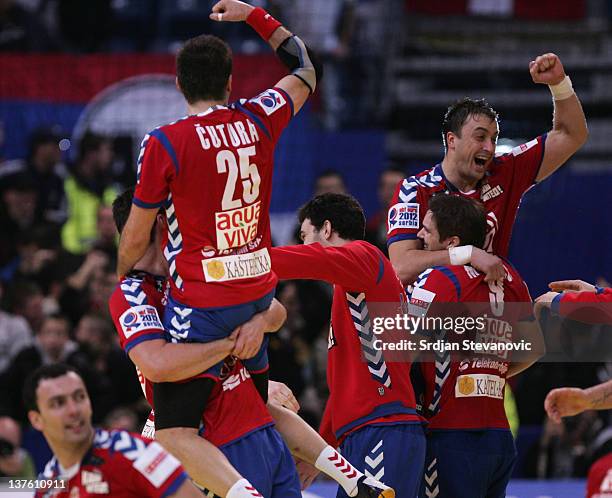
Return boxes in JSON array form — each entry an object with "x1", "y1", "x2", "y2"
[
  {"x1": 156, "y1": 427, "x2": 261, "y2": 498},
  {"x1": 268, "y1": 403, "x2": 395, "y2": 498}
]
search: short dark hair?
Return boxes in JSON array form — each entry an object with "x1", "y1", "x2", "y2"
[
  {"x1": 428, "y1": 194, "x2": 487, "y2": 249},
  {"x1": 442, "y1": 98, "x2": 498, "y2": 149},
  {"x1": 112, "y1": 187, "x2": 135, "y2": 234},
  {"x1": 298, "y1": 193, "x2": 365, "y2": 241},
  {"x1": 177, "y1": 35, "x2": 232, "y2": 104},
  {"x1": 23, "y1": 364, "x2": 81, "y2": 412}
]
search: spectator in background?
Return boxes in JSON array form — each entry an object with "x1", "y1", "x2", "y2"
[
  {"x1": 103, "y1": 407, "x2": 140, "y2": 433},
  {"x1": 365, "y1": 166, "x2": 406, "y2": 253},
  {"x1": 0, "y1": 416, "x2": 35, "y2": 479},
  {"x1": 0, "y1": 281, "x2": 33, "y2": 376},
  {"x1": 0, "y1": 314, "x2": 77, "y2": 421},
  {"x1": 0, "y1": 0, "x2": 57, "y2": 51},
  {"x1": 6, "y1": 280, "x2": 45, "y2": 334},
  {"x1": 61, "y1": 132, "x2": 117, "y2": 255},
  {"x1": 26, "y1": 127, "x2": 67, "y2": 226},
  {"x1": 68, "y1": 313, "x2": 143, "y2": 423},
  {"x1": 272, "y1": 0, "x2": 355, "y2": 128},
  {"x1": 314, "y1": 169, "x2": 347, "y2": 195},
  {"x1": 0, "y1": 172, "x2": 40, "y2": 277}
]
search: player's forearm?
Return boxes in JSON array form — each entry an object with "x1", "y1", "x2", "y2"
[
  {"x1": 133, "y1": 340, "x2": 233, "y2": 383},
  {"x1": 551, "y1": 94, "x2": 588, "y2": 149},
  {"x1": 267, "y1": 403, "x2": 326, "y2": 463},
  {"x1": 261, "y1": 298, "x2": 287, "y2": 332},
  {"x1": 507, "y1": 320, "x2": 545, "y2": 377},
  {"x1": 390, "y1": 248, "x2": 450, "y2": 286},
  {"x1": 117, "y1": 236, "x2": 149, "y2": 278},
  {"x1": 585, "y1": 380, "x2": 612, "y2": 410}
]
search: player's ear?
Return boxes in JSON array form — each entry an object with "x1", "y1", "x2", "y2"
[
  {"x1": 322, "y1": 220, "x2": 333, "y2": 240},
  {"x1": 28, "y1": 410, "x2": 43, "y2": 432},
  {"x1": 175, "y1": 77, "x2": 181, "y2": 93},
  {"x1": 446, "y1": 132, "x2": 455, "y2": 150},
  {"x1": 446, "y1": 236, "x2": 461, "y2": 248}
]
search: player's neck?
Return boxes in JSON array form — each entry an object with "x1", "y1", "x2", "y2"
[
  {"x1": 441, "y1": 157, "x2": 478, "y2": 192},
  {"x1": 134, "y1": 245, "x2": 167, "y2": 277},
  {"x1": 51, "y1": 430, "x2": 94, "y2": 470},
  {"x1": 188, "y1": 99, "x2": 227, "y2": 116}
]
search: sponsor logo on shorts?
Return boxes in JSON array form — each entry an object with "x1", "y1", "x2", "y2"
[
  {"x1": 251, "y1": 89, "x2": 286, "y2": 115},
  {"x1": 119, "y1": 305, "x2": 163, "y2": 339},
  {"x1": 388, "y1": 203, "x2": 420, "y2": 232},
  {"x1": 455, "y1": 374, "x2": 505, "y2": 399},
  {"x1": 202, "y1": 248, "x2": 271, "y2": 283},
  {"x1": 215, "y1": 201, "x2": 261, "y2": 250}
]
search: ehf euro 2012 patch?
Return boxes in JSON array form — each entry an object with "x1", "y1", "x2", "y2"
[
  {"x1": 250, "y1": 89, "x2": 286, "y2": 116},
  {"x1": 119, "y1": 305, "x2": 163, "y2": 339},
  {"x1": 388, "y1": 202, "x2": 420, "y2": 232}
]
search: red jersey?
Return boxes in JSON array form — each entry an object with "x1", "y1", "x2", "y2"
[
  {"x1": 387, "y1": 135, "x2": 546, "y2": 257},
  {"x1": 108, "y1": 272, "x2": 273, "y2": 448},
  {"x1": 411, "y1": 261, "x2": 533, "y2": 430},
  {"x1": 587, "y1": 453, "x2": 612, "y2": 498},
  {"x1": 36, "y1": 429, "x2": 186, "y2": 498},
  {"x1": 134, "y1": 88, "x2": 294, "y2": 308},
  {"x1": 271, "y1": 241, "x2": 421, "y2": 445},
  {"x1": 552, "y1": 287, "x2": 612, "y2": 324}
]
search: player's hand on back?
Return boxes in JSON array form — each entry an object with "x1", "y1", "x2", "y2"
[
  {"x1": 548, "y1": 279, "x2": 596, "y2": 293},
  {"x1": 470, "y1": 247, "x2": 505, "y2": 283},
  {"x1": 529, "y1": 53, "x2": 566, "y2": 86},
  {"x1": 209, "y1": 0, "x2": 254, "y2": 22}
]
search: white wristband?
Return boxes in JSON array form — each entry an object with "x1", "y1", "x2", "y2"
[
  {"x1": 549, "y1": 75, "x2": 574, "y2": 101},
  {"x1": 449, "y1": 245, "x2": 473, "y2": 266}
]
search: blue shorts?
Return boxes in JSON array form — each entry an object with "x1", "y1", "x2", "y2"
[
  {"x1": 420, "y1": 430, "x2": 517, "y2": 498},
  {"x1": 221, "y1": 426, "x2": 301, "y2": 498},
  {"x1": 163, "y1": 291, "x2": 274, "y2": 378},
  {"x1": 338, "y1": 423, "x2": 425, "y2": 498}
]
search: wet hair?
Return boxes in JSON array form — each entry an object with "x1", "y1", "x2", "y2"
[{"x1": 298, "y1": 193, "x2": 365, "y2": 241}]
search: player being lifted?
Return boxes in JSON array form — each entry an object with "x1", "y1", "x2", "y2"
[
  {"x1": 110, "y1": 188, "x2": 396, "y2": 498},
  {"x1": 387, "y1": 53, "x2": 588, "y2": 287},
  {"x1": 271, "y1": 193, "x2": 425, "y2": 498},
  {"x1": 409, "y1": 194, "x2": 544, "y2": 498},
  {"x1": 115, "y1": 0, "x2": 321, "y2": 483}
]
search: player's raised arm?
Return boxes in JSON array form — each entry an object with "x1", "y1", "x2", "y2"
[
  {"x1": 210, "y1": 0, "x2": 321, "y2": 114},
  {"x1": 530, "y1": 53, "x2": 588, "y2": 182}
]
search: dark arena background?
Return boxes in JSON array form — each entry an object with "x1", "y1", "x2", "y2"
[{"x1": 0, "y1": 0, "x2": 610, "y2": 497}]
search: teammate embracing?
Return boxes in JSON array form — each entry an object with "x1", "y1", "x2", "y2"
[
  {"x1": 271, "y1": 193, "x2": 425, "y2": 498},
  {"x1": 388, "y1": 54, "x2": 588, "y2": 287},
  {"x1": 115, "y1": 0, "x2": 321, "y2": 485},
  {"x1": 409, "y1": 194, "x2": 544, "y2": 498}
]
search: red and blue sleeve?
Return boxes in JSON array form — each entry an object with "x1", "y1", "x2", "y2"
[
  {"x1": 237, "y1": 87, "x2": 294, "y2": 144},
  {"x1": 271, "y1": 241, "x2": 380, "y2": 290},
  {"x1": 552, "y1": 287, "x2": 612, "y2": 324},
  {"x1": 134, "y1": 129, "x2": 177, "y2": 209}
]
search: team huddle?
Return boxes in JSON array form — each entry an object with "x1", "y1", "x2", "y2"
[{"x1": 24, "y1": 0, "x2": 591, "y2": 497}]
